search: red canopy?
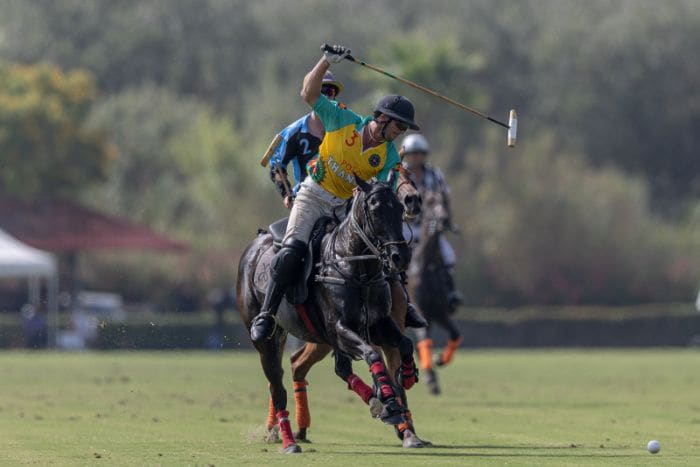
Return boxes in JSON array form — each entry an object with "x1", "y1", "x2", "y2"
[{"x1": 0, "y1": 198, "x2": 187, "y2": 253}]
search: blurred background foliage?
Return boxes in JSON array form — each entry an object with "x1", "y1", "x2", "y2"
[{"x1": 0, "y1": 0, "x2": 698, "y2": 307}]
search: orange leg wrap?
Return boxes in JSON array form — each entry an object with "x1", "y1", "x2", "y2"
[
  {"x1": 439, "y1": 337, "x2": 463, "y2": 365},
  {"x1": 416, "y1": 338, "x2": 434, "y2": 370},
  {"x1": 293, "y1": 380, "x2": 310, "y2": 429},
  {"x1": 396, "y1": 410, "x2": 413, "y2": 434},
  {"x1": 266, "y1": 395, "x2": 277, "y2": 431}
]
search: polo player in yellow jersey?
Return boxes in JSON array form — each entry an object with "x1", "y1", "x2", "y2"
[{"x1": 251, "y1": 44, "x2": 420, "y2": 342}]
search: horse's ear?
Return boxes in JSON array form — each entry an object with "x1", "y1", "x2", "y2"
[{"x1": 354, "y1": 173, "x2": 371, "y2": 193}]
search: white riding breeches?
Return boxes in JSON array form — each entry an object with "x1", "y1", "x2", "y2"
[{"x1": 284, "y1": 177, "x2": 348, "y2": 244}]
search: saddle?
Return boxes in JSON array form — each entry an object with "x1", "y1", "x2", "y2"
[{"x1": 253, "y1": 216, "x2": 335, "y2": 304}]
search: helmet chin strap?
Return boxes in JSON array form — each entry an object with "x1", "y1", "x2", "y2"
[{"x1": 374, "y1": 117, "x2": 389, "y2": 142}]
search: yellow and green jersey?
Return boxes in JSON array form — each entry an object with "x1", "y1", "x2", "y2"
[{"x1": 308, "y1": 95, "x2": 400, "y2": 199}]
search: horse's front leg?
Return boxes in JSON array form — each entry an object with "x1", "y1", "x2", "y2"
[
  {"x1": 381, "y1": 279, "x2": 407, "y2": 388},
  {"x1": 334, "y1": 320, "x2": 405, "y2": 425},
  {"x1": 333, "y1": 350, "x2": 383, "y2": 419},
  {"x1": 370, "y1": 315, "x2": 432, "y2": 448},
  {"x1": 370, "y1": 315, "x2": 418, "y2": 391}
]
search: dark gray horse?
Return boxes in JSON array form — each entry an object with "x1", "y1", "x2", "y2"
[
  {"x1": 264, "y1": 165, "x2": 429, "y2": 448},
  {"x1": 408, "y1": 190, "x2": 462, "y2": 395},
  {"x1": 237, "y1": 178, "x2": 416, "y2": 454}
]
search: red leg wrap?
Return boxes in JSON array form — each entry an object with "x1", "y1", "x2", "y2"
[
  {"x1": 347, "y1": 374, "x2": 373, "y2": 404},
  {"x1": 400, "y1": 357, "x2": 417, "y2": 390},
  {"x1": 276, "y1": 410, "x2": 296, "y2": 449},
  {"x1": 370, "y1": 361, "x2": 387, "y2": 376},
  {"x1": 293, "y1": 380, "x2": 310, "y2": 429},
  {"x1": 370, "y1": 362, "x2": 395, "y2": 400}
]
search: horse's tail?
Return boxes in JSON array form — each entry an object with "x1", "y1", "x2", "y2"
[{"x1": 236, "y1": 233, "x2": 272, "y2": 328}]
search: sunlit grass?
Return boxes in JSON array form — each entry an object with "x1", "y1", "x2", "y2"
[{"x1": 0, "y1": 350, "x2": 698, "y2": 465}]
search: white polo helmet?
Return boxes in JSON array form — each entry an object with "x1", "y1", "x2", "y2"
[{"x1": 402, "y1": 133, "x2": 430, "y2": 154}]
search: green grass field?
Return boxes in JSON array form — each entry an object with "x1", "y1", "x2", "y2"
[{"x1": 1, "y1": 350, "x2": 699, "y2": 466}]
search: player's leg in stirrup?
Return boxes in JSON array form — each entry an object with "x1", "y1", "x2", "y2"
[{"x1": 250, "y1": 238, "x2": 307, "y2": 343}]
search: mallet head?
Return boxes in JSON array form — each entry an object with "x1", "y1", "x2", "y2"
[{"x1": 507, "y1": 109, "x2": 517, "y2": 148}]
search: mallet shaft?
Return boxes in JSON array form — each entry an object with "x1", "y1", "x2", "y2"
[
  {"x1": 360, "y1": 60, "x2": 510, "y2": 128},
  {"x1": 325, "y1": 44, "x2": 511, "y2": 129}
]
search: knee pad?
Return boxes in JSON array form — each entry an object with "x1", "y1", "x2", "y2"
[{"x1": 271, "y1": 238, "x2": 307, "y2": 286}]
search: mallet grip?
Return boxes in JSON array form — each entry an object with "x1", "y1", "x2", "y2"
[
  {"x1": 321, "y1": 43, "x2": 356, "y2": 62},
  {"x1": 276, "y1": 166, "x2": 293, "y2": 198},
  {"x1": 259, "y1": 133, "x2": 283, "y2": 167}
]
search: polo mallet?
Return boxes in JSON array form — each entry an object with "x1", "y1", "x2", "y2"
[{"x1": 322, "y1": 44, "x2": 517, "y2": 147}]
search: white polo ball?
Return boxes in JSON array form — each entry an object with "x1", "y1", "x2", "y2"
[{"x1": 647, "y1": 439, "x2": 660, "y2": 454}]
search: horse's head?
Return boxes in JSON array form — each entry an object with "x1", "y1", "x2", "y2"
[
  {"x1": 352, "y1": 175, "x2": 411, "y2": 272},
  {"x1": 388, "y1": 165, "x2": 422, "y2": 221},
  {"x1": 421, "y1": 191, "x2": 449, "y2": 236}
]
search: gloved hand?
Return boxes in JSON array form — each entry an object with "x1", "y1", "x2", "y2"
[{"x1": 322, "y1": 44, "x2": 350, "y2": 64}]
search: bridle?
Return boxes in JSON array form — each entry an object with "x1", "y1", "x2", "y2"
[
  {"x1": 350, "y1": 185, "x2": 407, "y2": 264},
  {"x1": 319, "y1": 184, "x2": 407, "y2": 287},
  {"x1": 392, "y1": 166, "x2": 419, "y2": 222}
]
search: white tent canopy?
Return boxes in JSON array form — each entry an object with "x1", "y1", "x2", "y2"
[
  {"x1": 0, "y1": 228, "x2": 59, "y2": 346},
  {"x1": 0, "y1": 228, "x2": 56, "y2": 278}
]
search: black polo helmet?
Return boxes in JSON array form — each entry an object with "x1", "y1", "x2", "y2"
[{"x1": 374, "y1": 95, "x2": 419, "y2": 130}]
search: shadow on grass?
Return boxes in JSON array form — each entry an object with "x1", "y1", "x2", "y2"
[
  {"x1": 326, "y1": 450, "x2": 643, "y2": 459},
  {"x1": 327, "y1": 443, "x2": 645, "y2": 458},
  {"x1": 365, "y1": 444, "x2": 586, "y2": 450}
]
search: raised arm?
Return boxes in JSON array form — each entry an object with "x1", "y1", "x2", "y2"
[
  {"x1": 301, "y1": 58, "x2": 329, "y2": 107},
  {"x1": 301, "y1": 44, "x2": 349, "y2": 107}
]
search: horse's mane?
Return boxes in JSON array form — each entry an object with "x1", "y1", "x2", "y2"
[{"x1": 339, "y1": 181, "x2": 395, "y2": 231}]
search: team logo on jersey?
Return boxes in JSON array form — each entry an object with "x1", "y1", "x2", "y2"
[
  {"x1": 368, "y1": 153, "x2": 381, "y2": 167},
  {"x1": 309, "y1": 158, "x2": 325, "y2": 183}
]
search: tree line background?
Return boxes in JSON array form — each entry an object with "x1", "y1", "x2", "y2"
[{"x1": 0, "y1": 0, "x2": 698, "y2": 308}]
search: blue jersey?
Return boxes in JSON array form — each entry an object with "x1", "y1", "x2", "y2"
[{"x1": 269, "y1": 113, "x2": 322, "y2": 195}]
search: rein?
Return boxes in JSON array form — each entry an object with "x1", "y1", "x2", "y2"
[{"x1": 316, "y1": 186, "x2": 406, "y2": 288}]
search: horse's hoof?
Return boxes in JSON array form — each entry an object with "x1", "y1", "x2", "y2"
[
  {"x1": 264, "y1": 427, "x2": 281, "y2": 444},
  {"x1": 368, "y1": 397, "x2": 383, "y2": 419},
  {"x1": 424, "y1": 370, "x2": 441, "y2": 395},
  {"x1": 283, "y1": 443, "x2": 302, "y2": 454},
  {"x1": 402, "y1": 429, "x2": 430, "y2": 448},
  {"x1": 379, "y1": 398, "x2": 405, "y2": 425},
  {"x1": 294, "y1": 428, "x2": 312, "y2": 443}
]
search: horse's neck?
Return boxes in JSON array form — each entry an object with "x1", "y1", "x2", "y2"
[
  {"x1": 333, "y1": 204, "x2": 369, "y2": 257},
  {"x1": 414, "y1": 224, "x2": 442, "y2": 267}
]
